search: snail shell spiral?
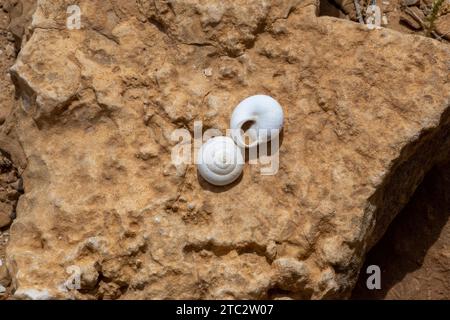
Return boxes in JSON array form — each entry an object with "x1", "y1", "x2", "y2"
[
  {"x1": 197, "y1": 136, "x2": 244, "y2": 186},
  {"x1": 230, "y1": 95, "x2": 284, "y2": 148}
]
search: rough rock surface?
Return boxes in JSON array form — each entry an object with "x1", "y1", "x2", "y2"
[
  {"x1": 321, "y1": 0, "x2": 450, "y2": 43},
  {"x1": 2, "y1": 0, "x2": 450, "y2": 299},
  {"x1": 0, "y1": 0, "x2": 28, "y2": 299},
  {"x1": 436, "y1": 13, "x2": 450, "y2": 40},
  {"x1": 0, "y1": 1, "x2": 17, "y2": 124}
]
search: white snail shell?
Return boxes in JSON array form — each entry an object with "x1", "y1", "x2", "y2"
[
  {"x1": 197, "y1": 136, "x2": 244, "y2": 186},
  {"x1": 230, "y1": 95, "x2": 284, "y2": 148}
]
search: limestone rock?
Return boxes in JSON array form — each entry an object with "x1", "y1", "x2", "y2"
[
  {"x1": 4, "y1": 0, "x2": 450, "y2": 300},
  {"x1": 402, "y1": 0, "x2": 420, "y2": 6},
  {"x1": 0, "y1": 206, "x2": 12, "y2": 229},
  {"x1": 400, "y1": 7, "x2": 425, "y2": 30},
  {"x1": 333, "y1": 0, "x2": 358, "y2": 20},
  {"x1": 435, "y1": 13, "x2": 450, "y2": 40},
  {"x1": 3, "y1": 0, "x2": 36, "y2": 49}
]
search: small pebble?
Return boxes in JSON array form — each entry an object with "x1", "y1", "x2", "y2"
[
  {"x1": 5, "y1": 44, "x2": 14, "y2": 58},
  {"x1": 6, "y1": 32, "x2": 15, "y2": 42},
  {"x1": 203, "y1": 68, "x2": 213, "y2": 77},
  {"x1": 400, "y1": 9, "x2": 423, "y2": 30},
  {"x1": 10, "y1": 178, "x2": 23, "y2": 191}
]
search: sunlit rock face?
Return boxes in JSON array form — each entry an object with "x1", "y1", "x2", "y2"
[{"x1": 3, "y1": 0, "x2": 450, "y2": 299}]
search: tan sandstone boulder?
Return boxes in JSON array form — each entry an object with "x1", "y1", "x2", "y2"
[{"x1": 3, "y1": 0, "x2": 450, "y2": 299}]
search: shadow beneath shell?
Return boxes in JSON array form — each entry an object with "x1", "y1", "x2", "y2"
[{"x1": 197, "y1": 170, "x2": 243, "y2": 193}]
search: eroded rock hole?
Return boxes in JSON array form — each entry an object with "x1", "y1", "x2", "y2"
[{"x1": 319, "y1": 0, "x2": 348, "y2": 18}]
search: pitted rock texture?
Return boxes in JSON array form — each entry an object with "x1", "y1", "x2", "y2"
[
  {"x1": 320, "y1": 0, "x2": 450, "y2": 43},
  {"x1": 3, "y1": 0, "x2": 450, "y2": 299}
]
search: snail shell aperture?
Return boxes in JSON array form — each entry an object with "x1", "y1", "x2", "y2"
[
  {"x1": 230, "y1": 95, "x2": 284, "y2": 148},
  {"x1": 197, "y1": 136, "x2": 244, "y2": 186}
]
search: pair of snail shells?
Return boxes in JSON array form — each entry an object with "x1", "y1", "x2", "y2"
[{"x1": 198, "y1": 95, "x2": 284, "y2": 186}]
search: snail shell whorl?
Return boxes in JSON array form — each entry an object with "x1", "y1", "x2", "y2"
[
  {"x1": 197, "y1": 136, "x2": 244, "y2": 186},
  {"x1": 230, "y1": 95, "x2": 284, "y2": 148}
]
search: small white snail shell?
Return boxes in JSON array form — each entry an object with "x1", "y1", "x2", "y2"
[
  {"x1": 230, "y1": 95, "x2": 284, "y2": 148},
  {"x1": 197, "y1": 136, "x2": 244, "y2": 186}
]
